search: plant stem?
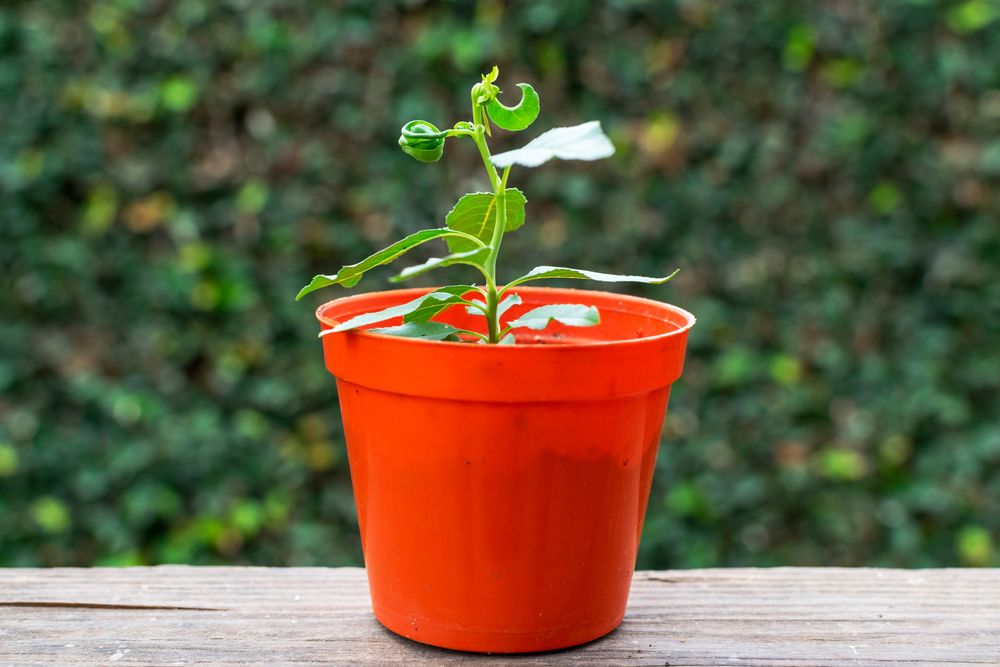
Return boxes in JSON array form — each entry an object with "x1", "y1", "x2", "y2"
[
  {"x1": 470, "y1": 97, "x2": 510, "y2": 343},
  {"x1": 485, "y1": 282, "x2": 500, "y2": 343}
]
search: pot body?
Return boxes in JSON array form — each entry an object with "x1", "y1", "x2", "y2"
[{"x1": 317, "y1": 286, "x2": 694, "y2": 653}]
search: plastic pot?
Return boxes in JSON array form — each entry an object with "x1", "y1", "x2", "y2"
[{"x1": 316, "y1": 286, "x2": 694, "y2": 653}]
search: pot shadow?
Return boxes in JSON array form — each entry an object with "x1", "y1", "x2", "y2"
[{"x1": 374, "y1": 619, "x2": 624, "y2": 661}]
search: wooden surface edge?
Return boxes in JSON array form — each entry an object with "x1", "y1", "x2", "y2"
[{"x1": 1, "y1": 567, "x2": 998, "y2": 665}]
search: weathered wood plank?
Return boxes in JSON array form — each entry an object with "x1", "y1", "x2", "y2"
[{"x1": 0, "y1": 567, "x2": 998, "y2": 665}]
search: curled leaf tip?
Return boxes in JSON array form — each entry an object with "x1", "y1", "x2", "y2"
[{"x1": 485, "y1": 82, "x2": 540, "y2": 131}]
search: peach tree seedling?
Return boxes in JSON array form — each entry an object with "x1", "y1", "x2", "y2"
[{"x1": 297, "y1": 67, "x2": 677, "y2": 343}]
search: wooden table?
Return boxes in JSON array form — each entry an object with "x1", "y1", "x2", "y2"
[{"x1": 1, "y1": 567, "x2": 997, "y2": 665}]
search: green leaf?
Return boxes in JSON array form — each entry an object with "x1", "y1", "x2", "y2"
[
  {"x1": 403, "y1": 287, "x2": 478, "y2": 323},
  {"x1": 497, "y1": 293, "x2": 523, "y2": 316},
  {"x1": 485, "y1": 83, "x2": 540, "y2": 131},
  {"x1": 506, "y1": 265, "x2": 679, "y2": 289},
  {"x1": 466, "y1": 292, "x2": 521, "y2": 317},
  {"x1": 444, "y1": 189, "x2": 526, "y2": 253},
  {"x1": 506, "y1": 304, "x2": 600, "y2": 330},
  {"x1": 491, "y1": 121, "x2": 615, "y2": 169},
  {"x1": 296, "y1": 229, "x2": 469, "y2": 299},
  {"x1": 323, "y1": 287, "x2": 473, "y2": 334},
  {"x1": 498, "y1": 293, "x2": 522, "y2": 317},
  {"x1": 368, "y1": 321, "x2": 462, "y2": 341},
  {"x1": 390, "y1": 247, "x2": 490, "y2": 282}
]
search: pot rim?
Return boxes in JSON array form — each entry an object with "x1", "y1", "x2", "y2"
[{"x1": 315, "y1": 285, "x2": 695, "y2": 350}]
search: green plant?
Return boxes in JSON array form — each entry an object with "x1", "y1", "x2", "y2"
[{"x1": 296, "y1": 67, "x2": 677, "y2": 343}]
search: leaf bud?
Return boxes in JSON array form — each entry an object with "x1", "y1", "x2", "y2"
[{"x1": 398, "y1": 120, "x2": 447, "y2": 162}]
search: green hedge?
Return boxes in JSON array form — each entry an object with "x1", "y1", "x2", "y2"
[{"x1": 2, "y1": 1, "x2": 998, "y2": 567}]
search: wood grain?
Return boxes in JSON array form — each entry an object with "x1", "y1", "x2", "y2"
[{"x1": 0, "y1": 567, "x2": 997, "y2": 665}]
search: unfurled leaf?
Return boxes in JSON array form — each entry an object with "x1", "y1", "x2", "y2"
[
  {"x1": 491, "y1": 121, "x2": 615, "y2": 169},
  {"x1": 486, "y1": 83, "x2": 540, "y2": 131},
  {"x1": 296, "y1": 229, "x2": 472, "y2": 299},
  {"x1": 506, "y1": 265, "x2": 679, "y2": 288},
  {"x1": 368, "y1": 321, "x2": 462, "y2": 341},
  {"x1": 390, "y1": 247, "x2": 490, "y2": 282},
  {"x1": 444, "y1": 189, "x2": 526, "y2": 252},
  {"x1": 465, "y1": 292, "x2": 521, "y2": 317},
  {"x1": 324, "y1": 287, "x2": 473, "y2": 333},
  {"x1": 506, "y1": 304, "x2": 600, "y2": 330}
]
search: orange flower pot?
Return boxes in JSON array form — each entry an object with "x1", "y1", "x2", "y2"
[{"x1": 316, "y1": 286, "x2": 694, "y2": 653}]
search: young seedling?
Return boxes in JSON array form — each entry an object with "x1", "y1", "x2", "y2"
[{"x1": 297, "y1": 67, "x2": 678, "y2": 344}]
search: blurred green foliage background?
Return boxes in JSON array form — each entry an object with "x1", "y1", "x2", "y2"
[{"x1": 2, "y1": 0, "x2": 999, "y2": 569}]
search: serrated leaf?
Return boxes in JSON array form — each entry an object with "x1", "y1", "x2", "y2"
[
  {"x1": 486, "y1": 83, "x2": 540, "y2": 131},
  {"x1": 506, "y1": 266, "x2": 679, "y2": 288},
  {"x1": 491, "y1": 121, "x2": 615, "y2": 169},
  {"x1": 444, "y1": 190, "x2": 526, "y2": 253},
  {"x1": 324, "y1": 287, "x2": 472, "y2": 333},
  {"x1": 506, "y1": 304, "x2": 601, "y2": 330},
  {"x1": 390, "y1": 247, "x2": 490, "y2": 282},
  {"x1": 466, "y1": 292, "x2": 522, "y2": 317},
  {"x1": 367, "y1": 321, "x2": 462, "y2": 341},
  {"x1": 296, "y1": 228, "x2": 471, "y2": 299}
]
